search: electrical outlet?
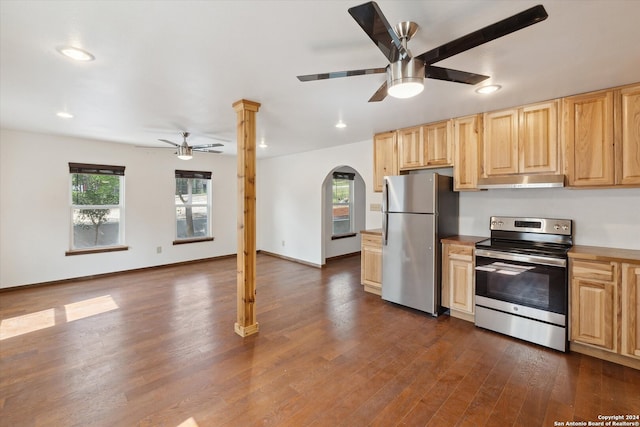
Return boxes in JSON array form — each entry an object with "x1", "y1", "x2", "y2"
[
  {"x1": 156, "y1": 246, "x2": 162, "y2": 254},
  {"x1": 370, "y1": 203, "x2": 382, "y2": 211},
  {"x1": 281, "y1": 240, "x2": 285, "y2": 247}
]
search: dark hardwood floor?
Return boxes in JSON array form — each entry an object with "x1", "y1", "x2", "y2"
[{"x1": 1, "y1": 254, "x2": 638, "y2": 427}]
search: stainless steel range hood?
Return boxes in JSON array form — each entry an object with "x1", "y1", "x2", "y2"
[{"x1": 477, "y1": 174, "x2": 565, "y2": 189}]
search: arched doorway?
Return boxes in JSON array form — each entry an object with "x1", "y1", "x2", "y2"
[{"x1": 321, "y1": 165, "x2": 366, "y2": 264}]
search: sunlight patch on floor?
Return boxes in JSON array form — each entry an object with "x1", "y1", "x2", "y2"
[
  {"x1": 65, "y1": 295, "x2": 119, "y2": 322},
  {"x1": 0, "y1": 308, "x2": 56, "y2": 340},
  {"x1": 0, "y1": 295, "x2": 119, "y2": 340},
  {"x1": 176, "y1": 417, "x2": 200, "y2": 427}
]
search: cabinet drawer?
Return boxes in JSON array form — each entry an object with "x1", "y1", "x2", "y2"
[
  {"x1": 572, "y1": 260, "x2": 616, "y2": 281},
  {"x1": 362, "y1": 233, "x2": 382, "y2": 246},
  {"x1": 448, "y1": 244, "x2": 473, "y2": 261}
]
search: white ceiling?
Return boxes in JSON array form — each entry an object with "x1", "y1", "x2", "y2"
[{"x1": 1, "y1": 0, "x2": 639, "y2": 158}]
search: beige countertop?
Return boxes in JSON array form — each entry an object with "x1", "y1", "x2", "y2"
[
  {"x1": 568, "y1": 245, "x2": 640, "y2": 263},
  {"x1": 440, "y1": 235, "x2": 487, "y2": 246}
]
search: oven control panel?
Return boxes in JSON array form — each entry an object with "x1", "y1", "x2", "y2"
[{"x1": 489, "y1": 216, "x2": 572, "y2": 236}]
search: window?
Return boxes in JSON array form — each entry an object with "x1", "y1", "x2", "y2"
[
  {"x1": 331, "y1": 171, "x2": 355, "y2": 238},
  {"x1": 69, "y1": 163, "x2": 125, "y2": 252},
  {"x1": 174, "y1": 170, "x2": 212, "y2": 243}
]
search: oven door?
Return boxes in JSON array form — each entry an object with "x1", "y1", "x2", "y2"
[{"x1": 474, "y1": 250, "x2": 567, "y2": 316}]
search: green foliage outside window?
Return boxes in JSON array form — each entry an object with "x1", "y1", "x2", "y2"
[{"x1": 72, "y1": 174, "x2": 120, "y2": 245}]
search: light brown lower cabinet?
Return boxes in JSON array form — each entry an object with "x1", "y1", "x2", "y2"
[
  {"x1": 622, "y1": 263, "x2": 640, "y2": 358},
  {"x1": 361, "y1": 233, "x2": 382, "y2": 295},
  {"x1": 569, "y1": 256, "x2": 640, "y2": 368},
  {"x1": 442, "y1": 243, "x2": 475, "y2": 322},
  {"x1": 570, "y1": 259, "x2": 617, "y2": 350}
]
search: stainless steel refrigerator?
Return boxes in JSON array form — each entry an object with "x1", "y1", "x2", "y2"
[{"x1": 381, "y1": 173, "x2": 459, "y2": 316}]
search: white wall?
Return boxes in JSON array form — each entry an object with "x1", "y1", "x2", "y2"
[
  {"x1": 3, "y1": 128, "x2": 637, "y2": 288},
  {"x1": 0, "y1": 129, "x2": 238, "y2": 288},
  {"x1": 458, "y1": 187, "x2": 640, "y2": 249},
  {"x1": 257, "y1": 140, "x2": 376, "y2": 266}
]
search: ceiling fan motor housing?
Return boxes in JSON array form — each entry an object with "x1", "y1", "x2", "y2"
[{"x1": 387, "y1": 57, "x2": 425, "y2": 98}]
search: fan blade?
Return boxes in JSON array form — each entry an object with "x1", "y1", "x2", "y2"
[
  {"x1": 194, "y1": 149, "x2": 223, "y2": 154},
  {"x1": 348, "y1": 1, "x2": 409, "y2": 63},
  {"x1": 191, "y1": 143, "x2": 224, "y2": 149},
  {"x1": 368, "y1": 81, "x2": 388, "y2": 102},
  {"x1": 416, "y1": 4, "x2": 548, "y2": 65},
  {"x1": 425, "y1": 65, "x2": 489, "y2": 85},
  {"x1": 297, "y1": 67, "x2": 386, "y2": 82},
  {"x1": 159, "y1": 139, "x2": 179, "y2": 147}
]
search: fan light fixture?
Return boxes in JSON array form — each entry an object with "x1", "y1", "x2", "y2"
[
  {"x1": 387, "y1": 56, "x2": 425, "y2": 99},
  {"x1": 475, "y1": 84, "x2": 502, "y2": 94},
  {"x1": 57, "y1": 46, "x2": 95, "y2": 62},
  {"x1": 177, "y1": 145, "x2": 193, "y2": 160}
]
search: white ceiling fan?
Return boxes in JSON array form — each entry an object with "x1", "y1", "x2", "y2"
[{"x1": 156, "y1": 131, "x2": 224, "y2": 160}]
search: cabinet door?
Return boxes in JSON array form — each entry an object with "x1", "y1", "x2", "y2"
[
  {"x1": 361, "y1": 234, "x2": 382, "y2": 295},
  {"x1": 622, "y1": 263, "x2": 640, "y2": 358},
  {"x1": 445, "y1": 244, "x2": 474, "y2": 315},
  {"x1": 453, "y1": 114, "x2": 483, "y2": 191},
  {"x1": 617, "y1": 84, "x2": 640, "y2": 185},
  {"x1": 424, "y1": 120, "x2": 452, "y2": 167},
  {"x1": 373, "y1": 132, "x2": 398, "y2": 192},
  {"x1": 484, "y1": 109, "x2": 519, "y2": 176},
  {"x1": 362, "y1": 245, "x2": 382, "y2": 288},
  {"x1": 564, "y1": 90, "x2": 615, "y2": 186},
  {"x1": 571, "y1": 277, "x2": 616, "y2": 350},
  {"x1": 449, "y1": 258, "x2": 474, "y2": 314},
  {"x1": 398, "y1": 126, "x2": 424, "y2": 170},
  {"x1": 519, "y1": 100, "x2": 559, "y2": 174}
]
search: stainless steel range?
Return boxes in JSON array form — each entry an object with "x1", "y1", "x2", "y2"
[{"x1": 474, "y1": 216, "x2": 573, "y2": 352}]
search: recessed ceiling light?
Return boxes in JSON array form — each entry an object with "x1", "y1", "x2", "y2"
[
  {"x1": 335, "y1": 121, "x2": 347, "y2": 129},
  {"x1": 56, "y1": 111, "x2": 74, "y2": 119},
  {"x1": 475, "y1": 84, "x2": 502, "y2": 94},
  {"x1": 258, "y1": 139, "x2": 268, "y2": 148},
  {"x1": 57, "y1": 46, "x2": 95, "y2": 62}
]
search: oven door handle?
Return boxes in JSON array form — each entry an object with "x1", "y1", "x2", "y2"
[{"x1": 475, "y1": 248, "x2": 566, "y2": 268}]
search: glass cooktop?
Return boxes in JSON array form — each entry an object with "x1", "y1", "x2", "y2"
[{"x1": 476, "y1": 238, "x2": 572, "y2": 259}]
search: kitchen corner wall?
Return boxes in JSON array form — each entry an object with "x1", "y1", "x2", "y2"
[{"x1": 257, "y1": 139, "x2": 376, "y2": 266}]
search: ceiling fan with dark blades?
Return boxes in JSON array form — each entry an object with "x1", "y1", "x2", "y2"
[
  {"x1": 297, "y1": 1, "x2": 548, "y2": 102},
  {"x1": 158, "y1": 131, "x2": 223, "y2": 160}
]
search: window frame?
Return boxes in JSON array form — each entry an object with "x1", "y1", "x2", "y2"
[
  {"x1": 173, "y1": 170, "x2": 214, "y2": 245},
  {"x1": 66, "y1": 163, "x2": 127, "y2": 256}
]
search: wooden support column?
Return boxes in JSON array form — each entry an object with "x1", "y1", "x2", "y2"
[{"x1": 232, "y1": 99, "x2": 261, "y2": 337}]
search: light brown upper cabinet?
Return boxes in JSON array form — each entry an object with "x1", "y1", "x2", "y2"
[
  {"x1": 564, "y1": 83, "x2": 640, "y2": 187},
  {"x1": 483, "y1": 100, "x2": 559, "y2": 177},
  {"x1": 424, "y1": 120, "x2": 453, "y2": 167},
  {"x1": 373, "y1": 131, "x2": 398, "y2": 192},
  {"x1": 453, "y1": 114, "x2": 483, "y2": 191},
  {"x1": 399, "y1": 120, "x2": 453, "y2": 171},
  {"x1": 398, "y1": 126, "x2": 423, "y2": 170},
  {"x1": 564, "y1": 89, "x2": 615, "y2": 186},
  {"x1": 617, "y1": 84, "x2": 640, "y2": 185}
]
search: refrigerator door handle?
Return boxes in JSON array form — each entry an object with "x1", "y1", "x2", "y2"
[{"x1": 382, "y1": 179, "x2": 388, "y2": 245}]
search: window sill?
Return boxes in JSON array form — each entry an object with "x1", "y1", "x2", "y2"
[
  {"x1": 173, "y1": 237, "x2": 214, "y2": 245},
  {"x1": 65, "y1": 245, "x2": 129, "y2": 256},
  {"x1": 331, "y1": 233, "x2": 357, "y2": 240}
]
